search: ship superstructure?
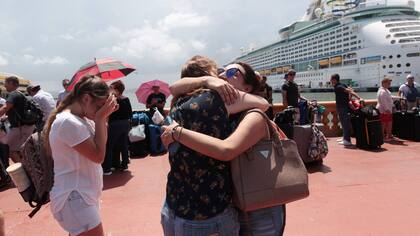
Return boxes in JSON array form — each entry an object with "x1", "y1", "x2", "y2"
[{"x1": 236, "y1": 0, "x2": 420, "y2": 91}]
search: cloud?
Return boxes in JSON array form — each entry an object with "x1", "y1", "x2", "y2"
[
  {"x1": 24, "y1": 54, "x2": 69, "y2": 65},
  {"x1": 102, "y1": 9, "x2": 210, "y2": 63},
  {"x1": 158, "y1": 12, "x2": 210, "y2": 31},
  {"x1": 0, "y1": 55, "x2": 9, "y2": 66},
  {"x1": 59, "y1": 33, "x2": 75, "y2": 40},
  {"x1": 217, "y1": 44, "x2": 233, "y2": 54}
]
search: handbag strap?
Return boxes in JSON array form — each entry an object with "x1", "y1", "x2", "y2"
[{"x1": 238, "y1": 109, "x2": 282, "y2": 145}]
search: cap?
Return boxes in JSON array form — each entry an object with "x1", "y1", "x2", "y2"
[
  {"x1": 287, "y1": 69, "x2": 296, "y2": 75},
  {"x1": 407, "y1": 74, "x2": 414, "y2": 79},
  {"x1": 27, "y1": 85, "x2": 40, "y2": 92},
  {"x1": 382, "y1": 77, "x2": 392, "y2": 83}
]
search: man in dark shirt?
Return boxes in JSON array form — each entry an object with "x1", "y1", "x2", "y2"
[
  {"x1": 330, "y1": 73, "x2": 362, "y2": 146},
  {"x1": 259, "y1": 75, "x2": 274, "y2": 119},
  {"x1": 282, "y1": 70, "x2": 306, "y2": 123},
  {"x1": 0, "y1": 76, "x2": 35, "y2": 163},
  {"x1": 146, "y1": 85, "x2": 166, "y2": 116}
]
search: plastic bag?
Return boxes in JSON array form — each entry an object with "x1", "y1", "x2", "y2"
[
  {"x1": 152, "y1": 109, "x2": 164, "y2": 125},
  {"x1": 128, "y1": 124, "x2": 146, "y2": 143}
]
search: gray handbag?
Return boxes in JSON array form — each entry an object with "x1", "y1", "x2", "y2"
[{"x1": 231, "y1": 109, "x2": 309, "y2": 211}]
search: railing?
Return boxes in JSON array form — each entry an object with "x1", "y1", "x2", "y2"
[
  {"x1": 273, "y1": 99, "x2": 378, "y2": 137},
  {"x1": 162, "y1": 100, "x2": 378, "y2": 137}
]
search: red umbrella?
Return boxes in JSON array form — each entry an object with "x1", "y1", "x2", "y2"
[
  {"x1": 67, "y1": 58, "x2": 135, "y2": 91},
  {"x1": 135, "y1": 80, "x2": 170, "y2": 104}
]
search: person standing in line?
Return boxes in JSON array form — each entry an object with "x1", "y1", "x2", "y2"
[
  {"x1": 398, "y1": 74, "x2": 419, "y2": 110},
  {"x1": 282, "y1": 70, "x2": 306, "y2": 123},
  {"x1": 0, "y1": 76, "x2": 35, "y2": 163},
  {"x1": 43, "y1": 75, "x2": 118, "y2": 236},
  {"x1": 27, "y1": 85, "x2": 56, "y2": 128},
  {"x1": 102, "y1": 80, "x2": 132, "y2": 175},
  {"x1": 56, "y1": 79, "x2": 70, "y2": 107},
  {"x1": 330, "y1": 74, "x2": 362, "y2": 146},
  {"x1": 259, "y1": 74, "x2": 274, "y2": 119},
  {"x1": 377, "y1": 77, "x2": 401, "y2": 142},
  {"x1": 146, "y1": 85, "x2": 166, "y2": 116}
]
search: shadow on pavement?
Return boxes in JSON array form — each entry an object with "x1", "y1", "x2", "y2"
[
  {"x1": 103, "y1": 171, "x2": 134, "y2": 191},
  {"x1": 306, "y1": 162, "x2": 332, "y2": 174}
]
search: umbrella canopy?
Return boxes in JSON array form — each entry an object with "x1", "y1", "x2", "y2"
[
  {"x1": 67, "y1": 58, "x2": 135, "y2": 91},
  {"x1": 135, "y1": 79, "x2": 170, "y2": 104}
]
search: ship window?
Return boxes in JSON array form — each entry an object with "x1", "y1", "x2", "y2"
[
  {"x1": 383, "y1": 65, "x2": 386, "y2": 69},
  {"x1": 358, "y1": 40, "x2": 362, "y2": 43},
  {"x1": 397, "y1": 64, "x2": 401, "y2": 68},
  {"x1": 407, "y1": 52, "x2": 420, "y2": 57},
  {"x1": 350, "y1": 36, "x2": 357, "y2": 40},
  {"x1": 385, "y1": 22, "x2": 420, "y2": 28},
  {"x1": 406, "y1": 63, "x2": 411, "y2": 67},
  {"x1": 343, "y1": 27, "x2": 349, "y2": 30},
  {"x1": 383, "y1": 56, "x2": 386, "y2": 60},
  {"x1": 389, "y1": 55, "x2": 393, "y2": 59},
  {"x1": 399, "y1": 38, "x2": 416, "y2": 43},
  {"x1": 391, "y1": 40, "x2": 396, "y2": 44},
  {"x1": 344, "y1": 43, "x2": 349, "y2": 47},
  {"x1": 389, "y1": 64, "x2": 393, "y2": 68},
  {"x1": 390, "y1": 27, "x2": 420, "y2": 33},
  {"x1": 343, "y1": 32, "x2": 350, "y2": 36},
  {"x1": 343, "y1": 38, "x2": 349, "y2": 41},
  {"x1": 397, "y1": 54, "x2": 401, "y2": 58},
  {"x1": 386, "y1": 34, "x2": 391, "y2": 39}
]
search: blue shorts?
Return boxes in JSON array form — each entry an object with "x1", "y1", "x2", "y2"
[
  {"x1": 161, "y1": 201, "x2": 240, "y2": 236},
  {"x1": 52, "y1": 191, "x2": 101, "y2": 236}
]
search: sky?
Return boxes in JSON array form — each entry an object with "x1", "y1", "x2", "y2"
[{"x1": 0, "y1": 0, "x2": 419, "y2": 93}]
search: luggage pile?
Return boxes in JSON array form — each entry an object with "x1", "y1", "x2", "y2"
[
  {"x1": 129, "y1": 111, "x2": 166, "y2": 158},
  {"x1": 274, "y1": 100, "x2": 328, "y2": 164}
]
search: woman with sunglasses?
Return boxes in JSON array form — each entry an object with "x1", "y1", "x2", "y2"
[
  {"x1": 161, "y1": 56, "x2": 269, "y2": 236},
  {"x1": 163, "y1": 61, "x2": 286, "y2": 236}
]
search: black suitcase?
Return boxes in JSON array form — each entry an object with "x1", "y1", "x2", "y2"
[
  {"x1": 351, "y1": 106, "x2": 384, "y2": 149},
  {"x1": 274, "y1": 107, "x2": 295, "y2": 139},
  {"x1": 393, "y1": 111, "x2": 420, "y2": 141}
]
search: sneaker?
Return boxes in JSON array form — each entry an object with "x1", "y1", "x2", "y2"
[
  {"x1": 336, "y1": 138, "x2": 343, "y2": 142},
  {"x1": 119, "y1": 165, "x2": 129, "y2": 172},
  {"x1": 103, "y1": 171, "x2": 112, "y2": 176},
  {"x1": 338, "y1": 140, "x2": 352, "y2": 146}
]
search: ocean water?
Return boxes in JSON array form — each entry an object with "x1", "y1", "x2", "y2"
[{"x1": 123, "y1": 90, "x2": 385, "y2": 111}]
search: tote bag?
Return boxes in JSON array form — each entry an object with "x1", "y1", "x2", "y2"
[{"x1": 231, "y1": 109, "x2": 309, "y2": 211}]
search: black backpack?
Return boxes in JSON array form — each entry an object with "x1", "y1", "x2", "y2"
[{"x1": 15, "y1": 92, "x2": 44, "y2": 129}]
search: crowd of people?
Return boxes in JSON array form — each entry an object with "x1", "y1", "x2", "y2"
[{"x1": 0, "y1": 55, "x2": 418, "y2": 236}]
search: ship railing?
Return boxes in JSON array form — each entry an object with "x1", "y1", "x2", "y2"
[{"x1": 356, "y1": 0, "x2": 414, "y2": 10}]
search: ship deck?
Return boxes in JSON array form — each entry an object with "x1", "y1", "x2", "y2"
[{"x1": 1, "y1": 137, "x2": 420, "y2": 235}]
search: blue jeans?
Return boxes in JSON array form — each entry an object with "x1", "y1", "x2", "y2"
[
  {"x1": 103, "y1": 119, "x2": 130, "y2": 171},
  {"x1": 337, "y1": 107, "x2": 351, "y2": 142},
  {"x1": 239, "y1": 205, "x2": 285, "y2": 236},
  {"x1": 161, "y1": 202, "x2": 240, "y2": 236}
]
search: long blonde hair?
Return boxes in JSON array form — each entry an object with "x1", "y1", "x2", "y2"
[{"x1": 43, "y1": 75, "x2": 109, "y2": 153}]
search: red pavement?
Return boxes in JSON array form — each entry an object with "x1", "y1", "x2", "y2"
[{"x1": 1, "y1": 138, "x2": 420, "y2": 235}]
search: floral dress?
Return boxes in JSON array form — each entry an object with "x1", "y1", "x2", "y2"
[{"x1": 166, "y1": 90, "x2": 232, "y2": 220}]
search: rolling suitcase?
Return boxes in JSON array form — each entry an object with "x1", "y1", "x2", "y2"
[
  {"x1": 393, "y1": 110, "x2": 420, "y2": 141},
  {"x1": 293, "y1": 123, "x2": 325, "y2": 163},
  {"x1": 274, "y1": 107, "x2": 295, "y2": 139},
  {"x1": 148, "y1": 124, "x2": 166, "y2": 155},
  {"x1": 351, "y1": 106, "x2": 383, "y2": 149}
]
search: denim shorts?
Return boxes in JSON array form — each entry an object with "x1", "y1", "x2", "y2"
[
  {"x1": 161, "y1": 202, "x2": 240, "y2": 236},
  {"x1": 238, "y1": 205, "x2": 285, "y2": 236},
  {"x1": 52, "y1": 191, "x2": 101, "y2": 236}
]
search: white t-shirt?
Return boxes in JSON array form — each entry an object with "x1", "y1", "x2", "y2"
[
  {"x1": 376, "y1": 87, "x2": 393, "y2": 113},
  {"x1": 33, "y1": 90, "x2": 56, "y2": 121},
  {"x1": 57, "y1": 89, "x2": 69, "y2": 104},
  {"x1": 49, "y1": 111, "x2": 103, "y2": 214}
]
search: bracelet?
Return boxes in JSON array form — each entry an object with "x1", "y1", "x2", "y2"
[
  {"x1": 171, "y1": 125, "x2": 181, "y2": 141},
  {"x1": 177, "y1": 127, "x2": 183, "y2": 142}
]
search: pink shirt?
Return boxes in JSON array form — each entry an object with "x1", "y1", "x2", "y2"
[{"x1": 376, "y1": 87, "x2": 393, "y2": 113}]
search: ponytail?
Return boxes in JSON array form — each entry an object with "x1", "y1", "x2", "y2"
[{"x1": 43, "y1": 75, "x2": 109, "y2": 153}]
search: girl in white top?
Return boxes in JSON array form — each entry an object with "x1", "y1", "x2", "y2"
[{"x1": 43, "y1": 75, "x2": 118, "y2": 236}]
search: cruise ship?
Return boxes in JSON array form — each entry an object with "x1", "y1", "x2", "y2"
[{"x1": 235, "y1": 0, "x2": 420, "y2": 91}]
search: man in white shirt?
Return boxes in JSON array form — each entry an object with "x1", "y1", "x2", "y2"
[
  {"x1": 56, "y1": 79, "x2": 70, "y2": 107},
  {"x1": 27, "y1": 85, "x2": 56, "y2": 124}
]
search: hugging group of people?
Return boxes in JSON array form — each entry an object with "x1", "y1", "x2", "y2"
[{"x1": 44, "y1": 55, "x2": 285, "y2": 236}]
